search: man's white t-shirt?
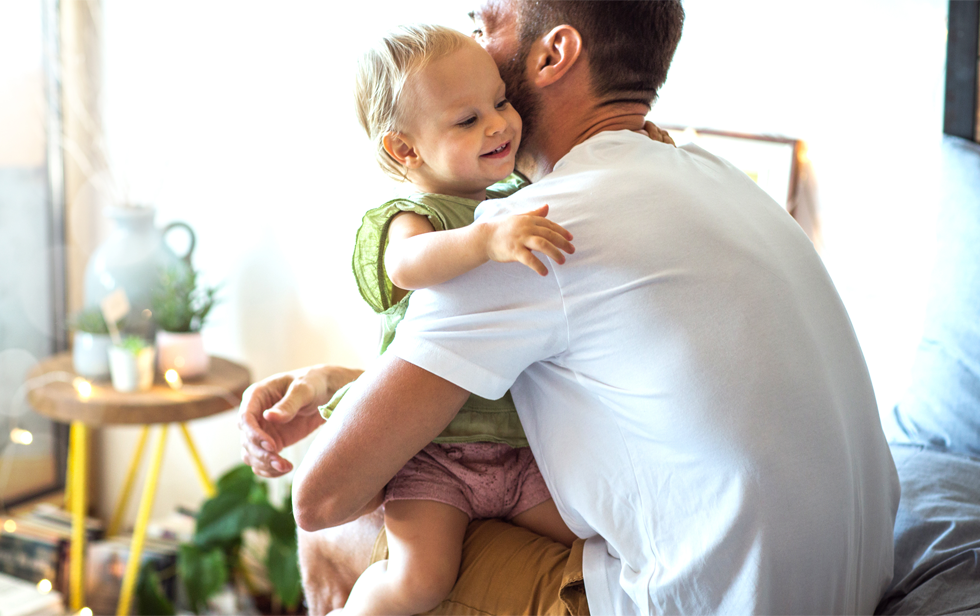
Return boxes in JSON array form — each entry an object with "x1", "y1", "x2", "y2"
[{"x1": 388, "y1": 130, "x2": 900, "y2": 614}]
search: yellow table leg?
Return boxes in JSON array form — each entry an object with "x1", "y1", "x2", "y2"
[
  {"x1": 117, "y1": 425, "x2": 168, "y2": 616},
  {"x1": 64, "y1": 441, "x2": 72, "y2": 512},
  {"x1": 107, "y1": 426, "x2": 151, "y2": 537},
  {"x1": 69, "y1": 421, "x2": 88, "y2": 613},
  {"x1": 179, "y1": 423, "x2": 215, "y2": 497}
]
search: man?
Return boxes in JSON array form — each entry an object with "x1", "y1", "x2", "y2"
[{"x1": 239, "y1": 1, "x2": 900, "y2": 613}]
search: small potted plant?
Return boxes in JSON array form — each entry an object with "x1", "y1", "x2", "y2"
[
  {"x1": 69, "y1": 307, "x2": 118, "y2": 380},
  {"x1": 108, "y1": 335, "x2": 156, "y2": 392},
  {"x1": 136, "y1": 465, "x2": 303, "y2": 615},
  {"x1": 152, "y1": 267, "x2": 219, "y2": 379}
]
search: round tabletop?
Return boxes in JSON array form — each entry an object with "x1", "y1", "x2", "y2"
[{"x1": 27, "y1": 353, "x2": 252, "y2": 426}]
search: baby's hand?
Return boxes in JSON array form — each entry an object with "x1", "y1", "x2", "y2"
[
  {"x1": 637, "y1": 120, "x2": 676, "y2": 146},
  {"x1": 480, "y1": 205, "x2": 575, "y2": 276}
]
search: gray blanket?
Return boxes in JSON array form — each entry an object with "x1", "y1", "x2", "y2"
[{"x1": 876, "y1": 444, "x2": 980, "y2": 615}]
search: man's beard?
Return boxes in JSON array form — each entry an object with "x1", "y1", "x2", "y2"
[{"x1": 497, "y1": 46, "x2": 541, "y2": 173}]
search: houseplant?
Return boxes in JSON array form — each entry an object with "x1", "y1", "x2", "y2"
[
  {"x1": 68, "y1": 307, "x2": 117, "y2": 379},
  {"x1": 151, "y1": 266, "x2": 219, "y2": 378},
  {"x1": 107, "y1": 335, "x2": 155, "y2": 392},
  {"x1": 137, "y1": 464, "x2": 303, "y2": 615}
]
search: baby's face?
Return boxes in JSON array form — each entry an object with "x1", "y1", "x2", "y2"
[{"x1": 398, "y1": 39, "x2": 522, "y2": 200}]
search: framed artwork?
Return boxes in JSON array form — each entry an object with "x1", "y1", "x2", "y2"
[{"x1": 663, "y1": 126, "x2": 802, "y2": 211}]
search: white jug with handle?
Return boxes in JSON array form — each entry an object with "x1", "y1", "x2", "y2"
[{"x1": 83, "y1": 205, "x2": 195, "y2": 338}]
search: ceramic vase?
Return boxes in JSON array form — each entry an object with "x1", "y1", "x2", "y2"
[
  {"x1": 83, "y1": 206, "x2": 195, "y2": 338},
  {"x1": 72, "y1": 332, "x2": 113, "y2": 380},
  {"x1": 108, "y1": 346, "x2": 156, "y2": 392},
  {"x1": 156, "y1": 330, "x2": 209, "y2": 378}
]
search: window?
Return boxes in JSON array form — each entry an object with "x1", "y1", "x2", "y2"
[{"x1": 0, "y1": 0, "x2": 68, "y2": 508}]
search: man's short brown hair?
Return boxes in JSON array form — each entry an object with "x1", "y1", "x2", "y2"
[{"x1": 516, "y1": 0, "x2": 684, "y2": 103}]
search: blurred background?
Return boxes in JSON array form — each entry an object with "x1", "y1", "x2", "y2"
[{"x1": 0, "y1": 0, "x2": 961, "y2": 531}]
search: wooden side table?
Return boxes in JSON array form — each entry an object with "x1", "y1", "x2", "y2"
[{"x1": 27, "y1": 352, "x2": 251, "y2": 616}]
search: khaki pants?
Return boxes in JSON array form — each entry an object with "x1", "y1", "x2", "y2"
[{"x1": 370, "y1": 518, "x2": 590, "y2": 615}]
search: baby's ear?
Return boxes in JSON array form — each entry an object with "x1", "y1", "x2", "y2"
[{"x1": 382, "y1": 132, "x2": 422, "y2": 169}]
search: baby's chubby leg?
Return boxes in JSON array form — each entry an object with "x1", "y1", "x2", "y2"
[
  {"x1": 342, "y1": 499, "x2": 469, "y2": 615},
  {"x1": 510, "y1": 498, "x2": 579, "y2": 547}
]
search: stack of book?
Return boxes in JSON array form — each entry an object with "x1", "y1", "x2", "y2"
[
  {"x1": 0, "y1": 571, "x2": 64, "y2": 616},
  {"x1": 84, "y1": 534, "x2": 180, "y2": 615},
  {"x1": 0, "y1": 504, "x2": 103, "y2": 597},
  {"x1": 1, "y1": 504, "x2": 185, "y2": 613}
]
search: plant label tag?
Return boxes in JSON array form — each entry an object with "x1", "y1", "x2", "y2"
[{"x1": 101, "y1": 289, "x2": 130, "y2": 345}]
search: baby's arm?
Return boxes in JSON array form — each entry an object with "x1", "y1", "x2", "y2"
[{"x1": 384, "y1": 204, "x2": 575, "y2": 291}]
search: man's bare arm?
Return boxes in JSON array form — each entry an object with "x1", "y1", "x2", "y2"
[{"x1": 292, "y1": 353, "x2": 470, "y2": 531}]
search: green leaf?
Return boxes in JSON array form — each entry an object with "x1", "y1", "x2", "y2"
[
  {"x1": 151, "y1": 266, "x2": 221, "y2": 333},
  {"x1": 67, "y1": 307, "x2": 112, "y2": 334},
  {"x1": 267, "y1": 495, "x2": 296, "y2": 546},
  {"x1": 136, "y1": 560, "x2": 175, "y2": 616},
  {"x1": 178, "y1": 544, "x2": 227, "y2": 614},
  {"x1": 194, "y1": 491, "x2": 251, "y2": 546},
  {"x1": 193, "y1": 466, "x2": 260, "y2": 546},
  {"x1": 216, "y1": 464, "x2": 257, "y2": 497},
  {"x1": 241, "y1": 486, "x2": 275, "y2": 530},
  {"x1": 267, "y1": 535, "x2": 302, "y2": 610},
  {"x1": 119, "y1": 335, "x2": 150, "y2": 354}
]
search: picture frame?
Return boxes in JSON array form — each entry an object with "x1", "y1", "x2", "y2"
[{"x1": 663, "y1": 126, "x2": 802, "y2": 212}]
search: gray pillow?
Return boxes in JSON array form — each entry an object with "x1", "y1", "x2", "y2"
[
  {"x1": 890, "y1": 136, "x2": 980, "y2": 457},
  {"x1": 875, "y1": 444, "x2": 980, "y2": 615}
]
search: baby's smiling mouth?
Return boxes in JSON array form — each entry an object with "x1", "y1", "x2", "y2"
[{"x1": 481, "y1": 142, "x2": 511, "y2": 158}]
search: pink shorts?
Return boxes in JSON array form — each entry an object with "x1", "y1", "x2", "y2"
[{"x1": 385, "y1": 442, "x2": 552, "y2": 521}]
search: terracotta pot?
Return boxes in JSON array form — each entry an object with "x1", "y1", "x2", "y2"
[{"x1": 156, "y1": 330, "x2": 209, "y2": 378}]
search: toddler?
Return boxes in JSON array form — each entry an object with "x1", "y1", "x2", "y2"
[{"x1": 320, "y1": 24, "x2": 577, "y2": 615}]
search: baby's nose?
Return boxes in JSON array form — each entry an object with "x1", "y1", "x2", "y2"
[{"x1": 487, "y1": 112, "x2": 508, "y2": 135}]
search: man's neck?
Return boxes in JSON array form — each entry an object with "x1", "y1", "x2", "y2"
[{"x1": 519, "y1": 100, "x2": 651, "y2": 183}]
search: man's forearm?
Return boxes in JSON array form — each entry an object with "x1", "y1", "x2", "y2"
[{"x1": 292, "y1": 353, "x2": 470, "y2": 531}]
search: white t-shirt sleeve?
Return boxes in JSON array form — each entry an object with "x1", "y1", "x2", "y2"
[{"x1": 387, "y1": 258, "x2": 568, "y2": 400}]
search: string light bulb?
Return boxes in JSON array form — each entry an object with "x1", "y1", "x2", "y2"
[
  {"x1": 73, "y1": 377, "x2": 92, "y2": 400},
  {"x1": 10, "y1": 428, "x2": 33, "y2": 445},
  {"x1": 3, "y1": 519, "x2": 16, "y2": 533},
  {"x1": 165, "y1": 369, "x2": 183, "y2": 390},
  {"x1": 36, "y1": 579, "x2": 52, "y2": 594}
]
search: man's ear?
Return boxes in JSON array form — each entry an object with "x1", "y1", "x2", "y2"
[
  {"x1": 528, "y1": 24, "x2": 583, "y2": 88},
  {"x1": 382, "y1": 132, "x2": 423, "y2": 169}
]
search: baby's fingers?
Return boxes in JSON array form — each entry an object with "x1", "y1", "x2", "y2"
[
  {"x1": 526, "y1": 236, "x2": 571, "y2": 265},
  {"x1": 520, "y1": 204, "x2": 550, "y2": 219},
  {"x1": 517, "y1": 251, "x2": 549, "y2": 276},
  {"x1": 534, "y1": 216, "x2": 574, "y2": 242},
  {"x1": 531, "y1": 227, "x2": 575, "y2": 256}
]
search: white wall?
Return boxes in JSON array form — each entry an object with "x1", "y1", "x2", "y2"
[
  {"x1": 93, "y1": 0, "x2": 949, "y2": 521},
  {"x1": 653, "y1": 0, "x2": 948, "y2": 435}
]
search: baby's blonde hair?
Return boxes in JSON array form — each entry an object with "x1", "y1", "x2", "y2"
[{"x1": 355, "y1": 24, "x2": 471, "y2": 181}]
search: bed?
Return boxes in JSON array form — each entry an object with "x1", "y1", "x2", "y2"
[
  {"x1": 876, "y1": 445, "x2": 980, "y2": 614},
  {"x1": 872, "y1": 136, "x2": 980, "y2": 615}
]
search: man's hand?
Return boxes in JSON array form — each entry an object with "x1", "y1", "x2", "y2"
[
  {"x1": 638, "y1": 120, "x2": 676, "y2": 146},
  {"x1": 238, "y1": 364, "x2": 363, "y2": 478},
  {"x1": 479, "y1": 204, "x2": 575, "y2": 276}
]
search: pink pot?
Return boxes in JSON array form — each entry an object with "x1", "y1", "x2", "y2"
[{"x1": 156, "y1": 331, "x2": 209, "y2": 378}]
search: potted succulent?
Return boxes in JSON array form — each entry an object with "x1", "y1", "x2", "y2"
[
  {"x1": 108, "y1": 335, "x2": 156, "y2": 392},
  {"x1": 69, "y1": 307, "x2": 118, "y2": 380},
  {"x1": 152, "y1": 267, "x2": 219, "y2": 379}
]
